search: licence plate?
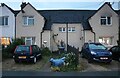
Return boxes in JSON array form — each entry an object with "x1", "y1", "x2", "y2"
[
  {"x1": 100, "y1": 57, "x2": 108, "y2": 60},
  {"x1": 19, "y1": 56, "x2": 26, "y2": 59}
]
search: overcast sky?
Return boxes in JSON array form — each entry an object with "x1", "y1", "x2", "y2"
[{"x1": 0, "y1": 0, "x2": 119, "y2": 10}]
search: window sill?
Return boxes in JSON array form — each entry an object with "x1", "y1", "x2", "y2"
[
  {"x1": 101, "y1": 25, "x2": 112, "y2": 27},
  {"x1": 23, "y1": 25, "x2": 34, "y2": 27},
  {"x1": 0, "y1": 25, "x2": 9, "y2": 27}
]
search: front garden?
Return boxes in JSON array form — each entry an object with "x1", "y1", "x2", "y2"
[{"x1": 2, "y1": 38, "x2": 86, "y2": 72}]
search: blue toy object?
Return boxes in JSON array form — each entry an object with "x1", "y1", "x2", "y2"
[{"x1": 50, "y1": 57, "x2": 65, "y2": 66}]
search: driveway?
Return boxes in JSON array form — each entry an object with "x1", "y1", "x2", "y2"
[
  {"x1": 2, "y1": 56, "x2": 120, "y2": 72},
  {"x1": 79, "y1": 57, "x2": 120, "y2": 72}
]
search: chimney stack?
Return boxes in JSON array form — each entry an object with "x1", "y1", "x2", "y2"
[
  {"x1": 20, "y1": 2, "x2": 26, "y2": 10},
  {"x1": 20, "y1": 2, "x2": 26, "y2": 13}
]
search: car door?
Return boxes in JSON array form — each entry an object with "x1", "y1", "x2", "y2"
[
  {"x1": 34, "y1": 45, "x2": 41, "y2": 57},
  {"x1": 32, "y1": 45, "x2": 37, "y2": 56},
  {"x1": 111, "y1": 46, "x2": 120, "y2": 59}
]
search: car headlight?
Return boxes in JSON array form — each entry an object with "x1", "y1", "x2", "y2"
[{"x1": 91, "y1": 51, "x2": 97, "y2": 55}]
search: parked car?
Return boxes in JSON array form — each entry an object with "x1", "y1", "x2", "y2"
[
  {"x1": 80, "y1": 43, "x2": 112, "y2": 63},
  {"x1": 13, "y1": 45, "x2": 42, "y2": 63},
  {"x1": 109, "y1": 46, "x2": 120, "y2": 62}
]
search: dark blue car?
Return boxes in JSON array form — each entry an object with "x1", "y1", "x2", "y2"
[{"x1": 80, "y1": 43, "x2": 112, "y2": 63}]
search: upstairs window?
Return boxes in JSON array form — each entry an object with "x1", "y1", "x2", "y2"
[
  {"x1": 23, "y1": 16, "x2": 34, "y2": 26},
  {"x1": 0, "y1": 16, "x2": 8, "y2": 26},
  {"x1": 59, "y1": 27, "x2": 75, "y2": 32},
  {"x1": 100, "y1": 16, "x2": 112, "y2": 25},
  {"x1": 59, "y1": 27, "x2": 66, "y2": 32}
]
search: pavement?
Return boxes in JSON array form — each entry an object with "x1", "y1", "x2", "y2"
[{"x1": 2, "y1": 70, "x2": 120, "y2": 76}]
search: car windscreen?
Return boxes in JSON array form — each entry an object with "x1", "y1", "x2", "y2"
[
  {"x1": 15, "y1": 46, "x2": 30, "y2": 52},
  {"x1": 89, "y1": 44, "x2": 106, "y2": 50}
]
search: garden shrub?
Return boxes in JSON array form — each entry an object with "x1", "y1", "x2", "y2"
[
  {"x1": 2, "y1": 38, "x2": 24, "y2": 59},
  {"x1": 59, "y1": 51, "x2": 79, "y2": 72},
  {"x1": 41, "y1": 47, "x2": 52, "y2": 56}
]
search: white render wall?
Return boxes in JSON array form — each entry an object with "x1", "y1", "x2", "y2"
[
  {"x1": 89, "y1": 4, "x2": 118, "y2": 46},
  {"x1": 51, "y1": 23, "x2": 84, "y2": 51},
  {"x1": 0, "y1": 5, "x2": 15, "y2": 39},
  {"x1": 42, "y1": 30, "x2": 51, "y2": 49},
  {"x1": 84, "y1": 30, "x2": 94, "y2": 43}
]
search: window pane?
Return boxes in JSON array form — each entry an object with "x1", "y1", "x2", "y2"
[
  {"x1": 63, "y1": 28, "x2": 66, "y2": 32},
  {"x1": 0, "y1": 17, "x2": 2, "y2": 25},
  {"x1": 5, "y1": 17, "x2": 8, "y2": 25},
  {"x1": 101, "y1": 19, "x2": 106, "y2": 25},
  {"x1": 59, "y1": 27, "x2": 62, "y2": 31},
  {"x1": 2, "y1": 17, "x2": 4, "y2": 25},
  {"x1": 72, "y1": 27, "x2": 75, "y2": 32},
  {"x1": 107, "y1": 17, "x2": 111, "y2": 25},
  {"x1": 32, "y1": 37, "x2": 35, "y2": 45},
  {"x1": 23, "y1": 17, "x2": 27, "y2": 25},
  {"x1": 28, "y1": 19, "x2": 34, "y2": 25},
  {"x1": 26, "y1": 40, "x2": 31, "y2": 45},
  {"x1": 68, "y1": 27, "x2": 71, "y2": 32},
  {"x1": 99, "y1": 37, "x2": 112, "y2": 45}
]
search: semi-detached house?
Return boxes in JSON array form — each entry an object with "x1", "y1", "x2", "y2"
[
  {"x1": 1, "y1": 2, "x2": 119, "y2": 51},
  {"x1": 0, "y1": 3, "x2": 18, "y2": 46}
]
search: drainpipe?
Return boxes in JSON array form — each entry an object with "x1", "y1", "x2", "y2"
[
  {"x1": 14, "y1": 16, "x2": 16, "y2": 40},
  {"x1": 66, "y1": 23, "x2": 68, "y2": 52}
]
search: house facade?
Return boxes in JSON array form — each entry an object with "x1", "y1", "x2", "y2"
[
  {"x1": 16, "y1": 3, "x2": 44, "y2": 47},
  {"x1": 0, "y1": 3, "x2": 16, "y2": 46},
  {"x1": 40, "y1": 2, "x2": 119, "y2": 51},
  {"x1": 3, "y1": 2, "x2": 118, "y2": 51}
]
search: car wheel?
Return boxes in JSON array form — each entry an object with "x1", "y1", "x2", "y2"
[{"x1": 33, "y1": 57, "x2": 37, "y2": 64}]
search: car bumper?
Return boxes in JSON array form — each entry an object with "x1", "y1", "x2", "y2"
[
  {"x1": 13, "y1": 55, "x2": 34, "y2": 62},
  {"x1": 92, "y1": 55, "x2": 112, "y2": 63}
]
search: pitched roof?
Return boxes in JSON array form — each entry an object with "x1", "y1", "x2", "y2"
[
  {"x1": 88, "y1": 2, "x2": 118, "y2": 20},
  {"x1": 13, "y1": 2, "x2": 119, "y2": 30},
  {"x1": 39, "y1": 10, "x2": 96, "y2": 30}
]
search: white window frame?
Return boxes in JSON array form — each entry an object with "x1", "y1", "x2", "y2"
[
  {"x1": 100, "y1": 16, "x2": 112, "y2": 26},
  {"x1": 59, "y1": 27, "x2": 66, "y2": 32},
  {"x1": 59, "y1": 27, "x2": 75, "y2": 32},
  {"x1": 23, "y1": 37, "x2": 35, "y2": 45},
  {"x1": 99, "y1": 37, "x2": 113, "y2": 45},
  {"x1": 0, "y1": 16, "x2": 9, "y2": 26},
  {"x1": 23, "y1": 16, "x2": 34, "y2": 26},
  {"x1": 68, "y1": 27, "x2": 75, "y2": 32},
  {"x1": 25, "y1": 37, "x2": 32, "y2": 45}
]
